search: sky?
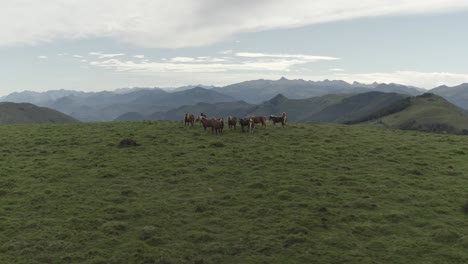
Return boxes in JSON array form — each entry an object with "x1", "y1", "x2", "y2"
[{"x1": 1, "y1": 0, "x2": 468, "y2": 95}]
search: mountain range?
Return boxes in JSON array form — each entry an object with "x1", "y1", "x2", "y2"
[{"x1": 1, "y1": 78, "x2": 468, "y2": 124}]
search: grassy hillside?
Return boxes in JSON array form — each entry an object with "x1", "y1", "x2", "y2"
[
  {"x1": 248, "y1": 93, "x2": 350, "y2": 121},
  {"x1": 307, "y1": 92, "x2": 408, "y2": 123},
  {"x1": 0, "y1": 122, "x2": 467, "y2": 263},
  {"x1": 375, "y1": 93, "x2": 468, "y2": 134},
  {"x1": 0, "y1": 102, "x2": 78, "y2": 124}
]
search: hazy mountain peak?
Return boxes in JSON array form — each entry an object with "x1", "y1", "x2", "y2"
[{"x1": 268, "y1": 93, "x2": 289, "y2": 104}]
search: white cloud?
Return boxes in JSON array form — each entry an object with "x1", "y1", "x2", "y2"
[
  {"x1": 89, "y1": 52, "x2": 333, "y2": 73},
  {"x1": 169, "y1": 56, "x2": 227, "y2": 63},
  {"x1": 329, "y1": 68, "x2": 345, "y2": 72},
  {"x1": 1, "y1": 1, "x2": 468, "y2": 48},
  {"x1": 89, "y1": 52, "x2": 125, "y2": 59},
  {"x1": 170, "y1": 57, "x2": 195, "y2": 63},
  {"x1": 72, "y1": 55, "x2": 84, "y2": 58},
  {"x1": 328, "y1": 71, "x2": 468, "y2": 88},
  {"x1": 38, "y1": 55, "x2": 47, "y2": 59},
  {"x1": 134, "y1": 55, "x2": 145, "y2": 59},
  {"x1": 236, "y1": 52, "x2": 339, "y2": 62}
]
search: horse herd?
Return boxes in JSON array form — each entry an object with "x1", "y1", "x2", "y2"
[{"x1": 184, "y1": 112, "x2": 287, "y2": 135}]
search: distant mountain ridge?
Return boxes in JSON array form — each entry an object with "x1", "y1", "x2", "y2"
[
  {"x1": 117, "y1": 91, "x2": 409, "y2": 124},
  {"x1": 4, "y1": 78, "x2": 468, "y2": 122},
  {"x1": 1, "y1": 87, "x2": 234, "y2": 122}
]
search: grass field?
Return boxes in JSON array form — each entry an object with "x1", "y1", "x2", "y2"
[{"x1": 0, "y1": 121, "x2": 467, "y2": 263}]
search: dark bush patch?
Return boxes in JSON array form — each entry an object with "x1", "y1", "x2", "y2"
[
  {"x1": 248, "y1": 182, "x2": 265, "y2": 189},
  {"x1": 432, "y1": 228, "x2": 461, "y2": 243},
  {"x1": 462, "y1": 201, "x2": 468, "y2": 214},
  {"x1": 283, "y1": 234, "x2": 307, "y2": 248},
  {"x1": 209, "y1": 142, "x2": 225, "y2": 148},
  {"x1": 118, "y1": 138, "x2": 139, "y2": 148},
  {"x1": 278, "y1": 191, "x2": 292, "y2": 200}
]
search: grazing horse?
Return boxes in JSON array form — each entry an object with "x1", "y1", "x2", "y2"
[
  {"x1": 269, "y1": 112, "x2": 287, "y2": 128},
  {"x1": 249, "y1": 115, "x2": 267, "y2": 128},
  {"x1": 228, "y1": 116, "x2": 237, "y2": 129},
  {"x1": 184, "y1": 112, "x2": 195, "y2": 127},
  {"x1": 239, "y1": 118, "x2": 255, "y2": 133}
]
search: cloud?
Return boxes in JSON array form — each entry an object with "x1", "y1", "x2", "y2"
[
  {"x1": 236, "y1": 52, "x2": 339, "y2": 61},
  {"x1": 169, "y1": 56, "x2": 227, "y2": 63},
  {"x1": 89, "y1": 52, "x2": 125, "y2": 59},
  {"x1": 1, "y1": 1, "x2": 468, "y2": 48},
  {"x1": 327, "y1": 71, "x2": 468, "y2": 88},
  {"x1": 38, "y1": 55, "x2": 47, "y2": 59},
  {"x1": 88, "y1": 51, "x2": 334, "y2": 73},
  {"x1": 134, "y1": 55, "x2": 145, "y2": 59},
  {"x1": 72, "y1": 55, "x2": 84, "y2": 58},
  {"x1": 329, "y1": 68, "x2": 345, "y2": 72}
]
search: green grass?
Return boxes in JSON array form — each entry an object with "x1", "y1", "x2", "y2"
[{"x1": 0, "y1": 121, "x2": 467, "y2": 263}]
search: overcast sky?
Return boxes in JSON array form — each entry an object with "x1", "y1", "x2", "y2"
[{"x1": 1, "y1": 0, "x2": 468, "y2": 95}]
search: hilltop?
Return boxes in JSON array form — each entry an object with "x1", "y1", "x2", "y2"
[
  {"x1": 0, "y1": 122, "x2": 466, "y2": 263},
  {"x1": 0, "y1": 102, "x2": 78, "y2": 124},
  {"x1": 374, "y1": 93, "x2": 468, "y2": 134}
]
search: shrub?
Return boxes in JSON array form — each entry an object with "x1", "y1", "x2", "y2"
[
  {"x1": 462, "y1": 201, "x2": 468, "y2": 214},
  {"x1": 118, "y1": 138, "x2": 139, "y2": 147}
]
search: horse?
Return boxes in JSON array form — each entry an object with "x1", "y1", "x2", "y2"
[
  {"x1": 184, "y1": 112, "x2": 195, "y2": 127},
  {"x1": 269, "y1": 112, "x2": 287, "y2": 128},
  {"x1": 249, "y1": 115, "x2": 267, "y2": 128},
  {"x1": 200, "y1": 116, "x2": 214, "y2": 131},
  {"x1": 228, "y1": 116, "x2": 237, "y2": 129},
  {"x1": 239, "y1": 118, "x2": 255, "y2": 133},
  {"x1": 211, "y1": 118, "x2": 224, "y2": 135}
]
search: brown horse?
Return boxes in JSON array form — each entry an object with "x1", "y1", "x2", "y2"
[
  {"x1": 249, "y1": 115, "x2": 267, "y2": 128},
  {"x1": 228, "y1": 116, "x2": 237, "y2": 129},
  {"x1": 184, "y1": 112, "x2": 195, "y2": 127},
  {"x1": 196, "y1": 113, "x2": 207, "y2": 126},
  {"x1": 239, "y1": 118, "x2": 255, "y2": 133},
  {"x1": 269, "y1": 112, "x2": 287, "y2": 128},
  {"x1": 200, "y1": 116, "x2": 214, "y2": 130},
  {"x1": 211, "y1": 118, "x2": 224, "y2": 135}
]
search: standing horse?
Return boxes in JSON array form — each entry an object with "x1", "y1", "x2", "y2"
[
  {"x1": 184, "y1": 112, "x2": 195, "y2": 127},
  {"x1": 211, "y1": 118, "x2": 224, "y2": 135},
  {"x1": 200, "y1": 116, "x2": 214, "y2": 131},
  {"x1": 269, "y1": 112, "x2": 287, "y2": 128},
  {"x1": 228, "y1": 116, "x2": 237, "y2": 129},
  {"x1": 239, "y1": 118, "x2": 255, "y2": 133},
  {"x1": 249, "y1": 115, "x2": 267, "y2": 128}
]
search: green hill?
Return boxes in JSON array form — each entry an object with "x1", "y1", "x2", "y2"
[
  {"x1": 0, "y1": 122, "x2": 467, "y2": 263},
  {"x1": 0, "y1": 102, "x2": 78, "y2": 124},
  {"x1": 248, "y1": 93, "x2": 350, "y2": 121},
  {"x1": 306, "y1": 91, "x2": 408, "y2": 123},
  {"x1": 374, "y1": 93, "x2": 468, "y2": 134}
]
